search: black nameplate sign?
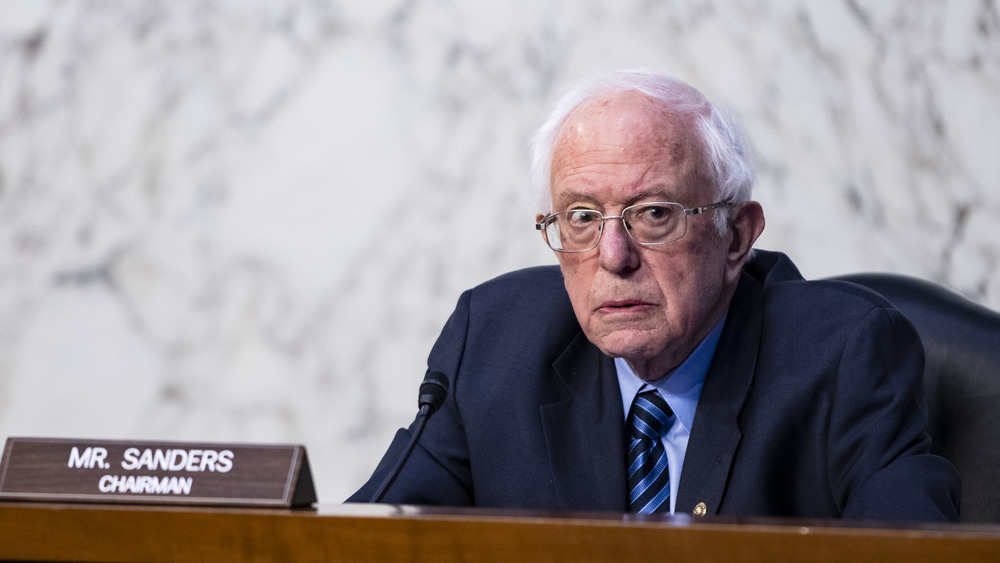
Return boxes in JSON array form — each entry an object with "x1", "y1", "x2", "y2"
[{"x1": 0, "y1": 437, "x2": 316, "y2": 507}]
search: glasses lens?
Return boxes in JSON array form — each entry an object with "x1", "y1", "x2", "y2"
[
  {"x1": 547, "y1": 210, "x2": 602, "y2": 251},
  {"x1": 623, "y1": 203, "x2": 685, "y2": 244}
]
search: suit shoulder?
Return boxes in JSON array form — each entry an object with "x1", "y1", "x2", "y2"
[
  {"x1": 468, "y1": 265, "x2": 568, "y2": 308},
  {"x1": 747, "y1": 250, "x2": 896, "y2": 313},
  {"x1": 474, "y1": 265, "x2": 564, "y2": 291},
  {"x1": 457, "y1": 265, "x2": 576, "y2": 339},
  {"x1": 765, "y1": 277, "x2": 897, "y2": 313}
]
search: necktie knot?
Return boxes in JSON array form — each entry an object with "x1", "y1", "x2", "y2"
[{"x1": 628, "y1": 389, "x2": 674, "y2": 441}]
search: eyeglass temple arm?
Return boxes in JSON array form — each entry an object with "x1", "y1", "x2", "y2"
[{"x1": 684, "y1": 200, "x2": 731, "y2": 216}]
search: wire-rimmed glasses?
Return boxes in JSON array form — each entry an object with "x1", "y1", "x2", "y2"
[{"x1": 535, "y1": 200, "x2": 731, "y2": 253}]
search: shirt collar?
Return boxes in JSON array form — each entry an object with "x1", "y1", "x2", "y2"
[{"x1": 616, "y1": 313, "x2": 727, "y2": 433}]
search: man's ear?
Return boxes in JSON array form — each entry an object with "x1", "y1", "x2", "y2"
[{"x1": 725, "y1": 201, "x2": 765, "y2": 279}]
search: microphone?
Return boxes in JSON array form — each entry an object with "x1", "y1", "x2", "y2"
[
  {"x1": 416, "y1": 371, "x2": 449, "y2": 417},
  {"x1": 370, "y1": 370, "x2": 450, "y2": 503}
]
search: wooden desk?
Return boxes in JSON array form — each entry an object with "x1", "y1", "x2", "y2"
[{"x1": 2, "y1": 501, "x2": 999, "y2": 562}]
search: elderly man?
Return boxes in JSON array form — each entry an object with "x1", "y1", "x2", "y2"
[{"x1": 349, "y1": 70, "x2": 959, "y2": 521}]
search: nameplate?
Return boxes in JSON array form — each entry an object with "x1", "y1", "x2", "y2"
[{"x1": 0, "y1": 437, "x2": 316, "y2": 507}]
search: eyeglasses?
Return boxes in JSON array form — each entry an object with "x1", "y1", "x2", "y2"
[{"x1": 535, "y1": 200, "x2": 731, "y2": 253}]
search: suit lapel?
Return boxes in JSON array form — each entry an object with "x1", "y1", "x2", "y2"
[
  {"x1": 540, "y1": 332, "x2": 627, "y2": 511},
  {"x1": 675, "y1": 272, "x2": 763, "y2": 516}
]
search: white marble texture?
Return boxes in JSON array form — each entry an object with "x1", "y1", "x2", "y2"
[{"x1": 1, "y1": 0, "x2": 998, "y2": 502}]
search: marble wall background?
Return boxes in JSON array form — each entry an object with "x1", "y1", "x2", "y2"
[{"x1": 1, "y1": 0, "x2": 998, "y2": 502}]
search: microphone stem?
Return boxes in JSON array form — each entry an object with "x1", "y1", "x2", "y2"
[{"x1": 371, "y1": 406, "x2": 432, "y2": 503}]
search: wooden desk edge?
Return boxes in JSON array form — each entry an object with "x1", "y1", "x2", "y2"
[{"x1": 2, "y1": 501, "x2": 998, "y2": 562}]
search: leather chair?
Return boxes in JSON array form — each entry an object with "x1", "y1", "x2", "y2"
[{"x1": 831, "y1": 273, "x2": 1000, "y2": 523}]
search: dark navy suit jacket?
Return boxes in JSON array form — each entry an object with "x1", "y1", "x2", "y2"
[{"x1": 350, "y1": 250, "x2": 960, "y2": 521}]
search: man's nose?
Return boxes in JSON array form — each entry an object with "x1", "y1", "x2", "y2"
[{"x1": 598, "y1": 217, "x2": 640, "y2": 273}]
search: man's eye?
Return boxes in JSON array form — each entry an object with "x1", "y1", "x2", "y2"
[
  {"x1": 568, "y1": 210, "x2": 598, "y2": 224},
  {"x1": 636, "y1": 205, "x2": 673, "y2": 222}
]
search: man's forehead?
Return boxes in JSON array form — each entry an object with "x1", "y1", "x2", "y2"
[
  {"x1": 555, "y1": 91, "x2": 699, "y2": 161},
  {"x1": 550, "y1": 92, "x2": 704, "y2": 196}
]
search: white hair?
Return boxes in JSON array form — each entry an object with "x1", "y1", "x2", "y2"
[{"x1": 529, "y1": 69, "x2": 755, "y2": 234}]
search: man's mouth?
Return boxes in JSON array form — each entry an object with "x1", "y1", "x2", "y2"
[{"x1": 598, "y1": 300, "x2": 653, "y2": 313}]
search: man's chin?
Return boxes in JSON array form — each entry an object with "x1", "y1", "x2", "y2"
[
  {"x1": 589, "y1": 329, "x2": 689, "y2": 379},
  {"x1": 590, "y1": 331, "x2": 664, "y2": 363}
]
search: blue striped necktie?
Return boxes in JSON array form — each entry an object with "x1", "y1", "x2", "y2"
[{"x1": 626, "y1": 388, "x2": 675, "y2": 513}]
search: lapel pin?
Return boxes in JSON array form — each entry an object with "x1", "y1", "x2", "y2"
[{"x1": 693, "y1": 502, "x2": 708, "y2": 516}]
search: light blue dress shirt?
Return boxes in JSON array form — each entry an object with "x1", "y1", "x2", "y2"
[{"x1": 615, "y1": 314, "x2": 726, "y2": 514}]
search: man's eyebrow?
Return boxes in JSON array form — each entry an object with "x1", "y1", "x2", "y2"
[
  {"x1": 625, "y1": 185, "x2": 681, "y2": 204},
  {"x1": 553, "y1": 185, "x2": 683, "y2": 210},
  {"x1": 553, "y1": 190, "x2": 601, "y2": 209}
]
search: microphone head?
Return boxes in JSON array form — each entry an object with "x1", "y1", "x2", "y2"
[{"x1": 417, "y1": 371, "x2": 449, "y2": 416}]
